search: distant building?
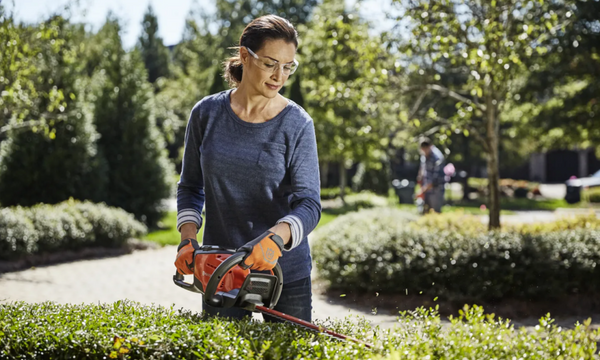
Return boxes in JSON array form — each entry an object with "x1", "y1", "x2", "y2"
[{"x1": 530, "y1": 148, "x2": 600, "y2": 183}]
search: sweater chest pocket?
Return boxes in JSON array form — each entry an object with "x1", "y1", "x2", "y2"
[{"x1": 257, "y1": 143, "x2": 287, "y2": 171}]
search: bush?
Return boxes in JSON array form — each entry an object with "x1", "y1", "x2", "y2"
[
  {"x1": 408, "y1": 211, "x2": 486, "y2": 236},
  {"x1": 1, "y1": 302, "x2": 597, "y2": 359},
  {"x1": 585, "y1": 187, "x2": 600, "y2": 203},
  {"x1": 409, "y1": 212, "x2": 600, "y2": 235},
  {"x1": 0, "y1": 17, "x2": 107, "y2": 209},
  {"x1": 313, "y1": 210, "x2": 600, "y2": 302},
  {"x1": 0, "y1": 207, "x2": 38, "y2": 260},
  {"x1": 90, "y1": 23, "x2": 174, "y2": 228},
  {"x1": 0, "y1": 199, "x2": 147, "y2": 261},
  {"x1": 343, "y1": 191, "x2": 390, "y2": 210},
  {"x1": 320, "y1": 187, "x2": 355, "y2": 200}
]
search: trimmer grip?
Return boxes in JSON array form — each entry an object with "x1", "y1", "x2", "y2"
[
  {"x1": 204, "y1": 251, "x2": 284, "y2": 309},
  {"x1": 172, "y1": 271, "x2": 203, "y2": 293}
]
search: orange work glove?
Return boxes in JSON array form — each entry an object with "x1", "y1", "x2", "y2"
[
  {"x1": 238, "y1": 231, "x2": 284, "y2": 271},
  {"x1": 174, "y1": 238, "x2": 200, "y2": 275}
]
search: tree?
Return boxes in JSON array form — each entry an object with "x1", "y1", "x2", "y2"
[
  {"x1": 0, "y1": 6, "x2": 71, "y2": 140},
  {"x1": 391, "y1": 0, "x2": 567, "y2": 228},
  {"x1": 90, "y1": 16, "x2": 174, "y2": 227},
  {"x1": 0, "y1": 15, "x2": 105, "y2": 206},
  {"x1": 517, "y1": 0, "x2": 599, "y2": 155},
  {"x1": 138, "y1": 5, "x2": 171, "y2": 84},
  {"x1": 300, "y1": 0, "x2": 395, "y2": 201}
]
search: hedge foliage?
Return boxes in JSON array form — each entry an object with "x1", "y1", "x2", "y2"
[
  {"x1": 0, "y1": 199, "x2": 147, "y2": 261},
  {"x1": 313, "y1": 208, "x2": 600, "y2": 302},
  {"x1": 343, "y1": 191, "x2": 390, "y2": 210},
  {"x1": 0, "y1": 302, "x2": 597, "y2": 359},
  {"x1": 409, "y1": 211, "x2": 600, "y2": 235}
]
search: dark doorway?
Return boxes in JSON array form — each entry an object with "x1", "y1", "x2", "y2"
[{"x1": 546, "y1": 150, "x2": 579, "y2": 183}]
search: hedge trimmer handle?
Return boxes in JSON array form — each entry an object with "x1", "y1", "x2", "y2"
[
  {"x1": 173, "y1": 271, "x2": 203, "y2": 293},
  {"x1": 204, "y1": 251, "x2": 283, "y2": 308}
]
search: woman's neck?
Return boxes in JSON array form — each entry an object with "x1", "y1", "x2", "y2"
[
  {"x1": 230, "y1": 83, "x2": 275, "y2": 121},
  {"x1": 230, "y1": 83, "x2": 287, "y2": 123}
]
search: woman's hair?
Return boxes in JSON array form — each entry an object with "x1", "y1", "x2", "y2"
[{"x1": 223, "y1": 15, "x2": 298, "y2": 88}]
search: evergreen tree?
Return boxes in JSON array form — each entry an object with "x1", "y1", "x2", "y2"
[
  {"x1": 138, "y1": 5, "x2": 170, "y2": 84},
  {"x1": 91, "y1": 16, "x2": 173, "y2": 227}
]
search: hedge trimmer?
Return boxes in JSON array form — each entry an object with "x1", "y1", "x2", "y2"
[{"x1": 173, "y1": 245, "x2": 371, "y2": 348}]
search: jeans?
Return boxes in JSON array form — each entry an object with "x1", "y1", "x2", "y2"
[
  {"x1": 424, "y1": 186, "x2": 444, "y2": 213},
  {"x1": 203, "y1": 276, "x2": 312, "y2": 322}
]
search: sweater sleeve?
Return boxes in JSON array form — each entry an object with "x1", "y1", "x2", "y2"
[
  {"x1": 176, "y1": 103, "x2": 205, "y2": 232},
  {"x1": 277, "y1": 120, "x2": 321, "y2": 250}
]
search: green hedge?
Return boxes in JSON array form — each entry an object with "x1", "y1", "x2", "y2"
[
  {"x1": 343, "y1": 191, "x2": 390, "y2": 210},
  {"x1": 0, "y1": 302, "x2": 597, "y2": 359},
  {"x1": 0, "y1": 199, "x2": 147, "y2": 261},
  {"x1": 313, "y1": 208, "x2": 600, "y2": 302},
  {"x1": 585, "y1": 187, "x2": 600, "y2": 203},
  {"x1": 320, "y1": 187, "x2": 355, "y2": 200}
]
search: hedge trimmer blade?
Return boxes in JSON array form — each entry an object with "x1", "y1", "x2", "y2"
[{"x1": 255, "y1": 305, "x2": 373, "y2": 348}]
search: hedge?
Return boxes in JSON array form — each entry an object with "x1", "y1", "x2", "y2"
[
  {"x1": 313, "y1": 208, "x2": 600, "y2": 302},
  {"x1": 408, "y1": 211, "x2": 600, "y2": 236},
  {"x1": 0, "y1": 199, "x2": 147, "y2": 261},
  {"x1": 343, "y1": 191, "x2": 390, "y2": 210},
  {"x1": 0, "y1": 301, "x2": 597, "y2": 359}
]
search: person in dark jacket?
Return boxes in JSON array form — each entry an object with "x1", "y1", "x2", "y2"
[{"x1": 416, "y1": 137, "x2": 445, "y2": 213}]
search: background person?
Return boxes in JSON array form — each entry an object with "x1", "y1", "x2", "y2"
[{"x1": 416, "y1": 137, "x2": 445, "y2": 213}]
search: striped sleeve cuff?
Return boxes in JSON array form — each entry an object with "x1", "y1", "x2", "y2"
[
  {"x1": 177, "y1": 209, "x2": 202, "y2": 233},
  {"x1": 277, "y1": 215, "x2": 304, "y2": 251}
]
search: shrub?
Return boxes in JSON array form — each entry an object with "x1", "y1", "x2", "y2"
[
  {"x1": 0, "y1": 18, "x2": 107, "y2": 208},
  {"x1": 408, "y1": 211, "x2": 486, "y2": 236},
  {"x1": 409, "y1": 211, "x2": 600, "y2": 235},
  {"x1": 585, "y1": 187, "x2": 600, "y2": 203},
  {"x1": 343, "y1": 191, "x2": 390, "y2": 210},
  {"x1": 90, "y1": 22, "x2": 174, "y2": 228},
  {"x1": 377, "y1": 306, "x2": 599, "y2": 360},
  {"x1": 320, "y1": 187, "x2": 355, "y2": 200},
  {"x1": 0, "y1": 302, "x2": 597, "y2": 359},
  {"x1": 511, "y1": 213, "x2": 600, "y2": 234},
  {"x1": 313, "y1": 210, "x2": 600, "y2": 302},
  {"x1": 0, "y1": 207, "x2": 38, "y2": 261},
  {"x1": 0, "y1": 199, "x2": 147, "y2": 261}
]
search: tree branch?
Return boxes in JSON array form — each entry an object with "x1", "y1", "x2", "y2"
[
  {"x1": 0, "y1": 113, "x2": 67, "y2": 136},
  {"x1": 429, "y1": 115, "x2": 490, "y2": 153},
  {"x1": 402, "y1": 84, "x2": 487, "y2": 112},
  {"x1": 409, "y1": 90, "x2": 429, "y2": 119},
  {"x1": 0, "y1": 120, "x2": 47, "y2": 135}
]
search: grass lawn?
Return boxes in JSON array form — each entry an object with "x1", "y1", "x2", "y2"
[
  {"x1": 144, "y1": 210, "x2": 341, "y2": 246},
  {"x1": 143, "y1": 211, "x2": 192, "y2": 246}
]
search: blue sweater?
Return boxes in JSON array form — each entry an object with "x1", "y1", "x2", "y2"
[{"x1": 177, "y1": 90, "x2": 321, "y2": 284}]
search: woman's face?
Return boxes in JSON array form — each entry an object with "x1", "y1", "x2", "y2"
[{"x1": 241, "y1": 39, "x2": 297, "y2": 99}]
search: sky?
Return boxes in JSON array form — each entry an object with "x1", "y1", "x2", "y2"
[{"x1": 6, "y1": 0, "x2": 396, "y2": 49}]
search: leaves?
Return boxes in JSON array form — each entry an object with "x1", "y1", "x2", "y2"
[
  {"x1": 313, "y1": 208, "x2": 600, "y2": 302},
  {"x1": 0, "y1": 300, "x2": 598, "y2": 359},
  {"x1": 300, "y1": 1, "x2": 396, "y2": 164}
]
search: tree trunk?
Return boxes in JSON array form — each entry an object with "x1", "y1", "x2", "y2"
[
  {"x1": 462, "y1": 134, "x2": 470, "y2": 201},
  {"x1": 339, "y1": 160, "x2": 347, "y2": 205},
  {"x1": 320, "y1": 162, "x2": 329, "y2": 188},
  {"x1": 486, "y1": 98, "x2": 501, "y2": 230}
]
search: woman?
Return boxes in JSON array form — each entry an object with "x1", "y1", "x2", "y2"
[{"x1": 174, "y1": 15, "x2": 321, "y2": 323}]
